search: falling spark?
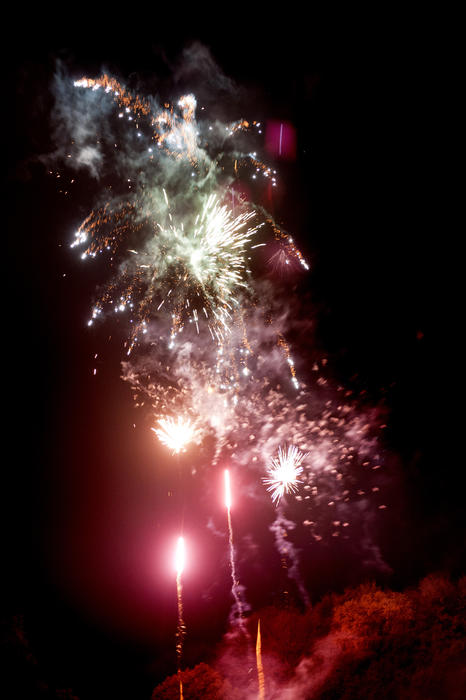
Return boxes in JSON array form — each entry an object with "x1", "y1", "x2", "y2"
[
  {"x1": 263, "y1": 445, "x2": 307, "y2": 505},
  {"x1": 152, "y1": 416, "x2": 194, "y2": 454},
  {"x1": 175, "y1": 536, "x2": 186, "y2": 700},
  {"x1": 256, "y1": 619, "x2": 265, "y2": 700}
]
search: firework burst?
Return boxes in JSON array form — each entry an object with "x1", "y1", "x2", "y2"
[
  {"x1": 74, "y1": 191, "x2": 263, "y2": 354},
  {"x1": 263, "y1": 444, "x2": 307, "y2": 505},
  {"x1": 152, "y1": 416, "x2": 195, "y2": 454},
  {"x1": 256, "y1": 619, "x2": 265, "y2": 700},
  {"x1": 67, "y1": 72, "x2": 308, "y2": 346}
]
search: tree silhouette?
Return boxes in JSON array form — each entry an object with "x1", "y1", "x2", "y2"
[{"x1": 152, "y1": 574, "x2": 466, "y2": 699}]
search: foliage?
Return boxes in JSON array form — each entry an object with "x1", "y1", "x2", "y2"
[
  {"x1": 152, "y1": 573, "x2": 466, "y2": 699},
  {"x1": 151, "y1": 662, "x2": 239, "y2": 700},
  {"x1": 314, "y1": 573, "x2": 466, "y2": 699}
]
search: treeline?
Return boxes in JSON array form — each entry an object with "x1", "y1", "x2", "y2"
[{"x1": 152, "y1": 573, "x2": 466, "y2": 699}]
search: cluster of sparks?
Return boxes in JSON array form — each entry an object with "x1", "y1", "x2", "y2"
[
  {"x1": 68, "y1": 73, "x2": 307, "y2": 390},
  {"x1": 263, "y1": 444, "x2": 307, "y2": 505},
  {"x1": 151, "y1": 416, "x2": 195, "y2": 454},
  {"x1": 60, "y1": 68, "x2": 387, "y2": 695},
  {"x1": 75, "y1": 192, "x2": 264, "y2": 353}
]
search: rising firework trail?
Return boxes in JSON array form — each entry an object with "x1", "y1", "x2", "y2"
[
  {"x1": 175, "y1": 536, "x2": 186, "y2": 700},
  {"x1": 256, "y1": 619, "x2": 265, "y2": 700},
  {"x1": 224, "y1": 469, "x2": 248, "y2": 636}
]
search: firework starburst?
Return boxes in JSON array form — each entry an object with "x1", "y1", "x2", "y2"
[
  {"x1": 75, "y1": 192, "x2": 263, "y2": 353},
  {"x1": 152, "y1": 416, "x2": 195, "y2": 454},
  {"x1": 263, "y1": 444, "x2": 307, "y2": 505}
]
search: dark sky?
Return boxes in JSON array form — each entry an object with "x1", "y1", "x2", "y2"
[{"x1": 5, "y1": 15, "x2": 457, "y2": 700}]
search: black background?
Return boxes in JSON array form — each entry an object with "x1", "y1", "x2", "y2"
[{"x1": 4, "y1": 12, "x2": 457, "y2": 700}]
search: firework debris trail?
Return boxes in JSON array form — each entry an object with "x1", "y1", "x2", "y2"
[
  {"x1": 58, "y1": 55, "x2": 389, "y2": 650},
  {"x1": 224, "y1": 470, "x2": 249, "y2": 637}
]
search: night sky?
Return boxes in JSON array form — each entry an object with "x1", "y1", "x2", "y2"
[{"x1": 5, "y1": 15, "x2": 458, "y2": 700}]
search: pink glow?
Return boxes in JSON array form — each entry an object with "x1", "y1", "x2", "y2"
[
  {"x1": 224, "y1": 469, "x2": 232, "y2": 510},
  {"x1": 175, "y1": 536, "x2": 185, "y2": 576}
]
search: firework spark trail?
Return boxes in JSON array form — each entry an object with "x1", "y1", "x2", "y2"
[
  {"x1": 175, "y1": 537, "x2": 186, "y2": 700},
  {"x1": 71, "y1": 71, "x2": 307, "y2": 196},
  {"x1": 276, "y1": 333, "x2": 300, "y2": 389},
  {"x1": 73, "y1": 76, "x2": 199, "y2": 166},
  {"x1": 224, "y1": 470, "x2": 249, "y2": 637},
  {"x1": 256, "y1": 619, "x2": 265, "y2": 700},
  {"x1": 263, "y1": 214, "x2": 310, "y2": 273},
  {"x1": 153, "y1": 414, "x2": 196, "y2": 536}
]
